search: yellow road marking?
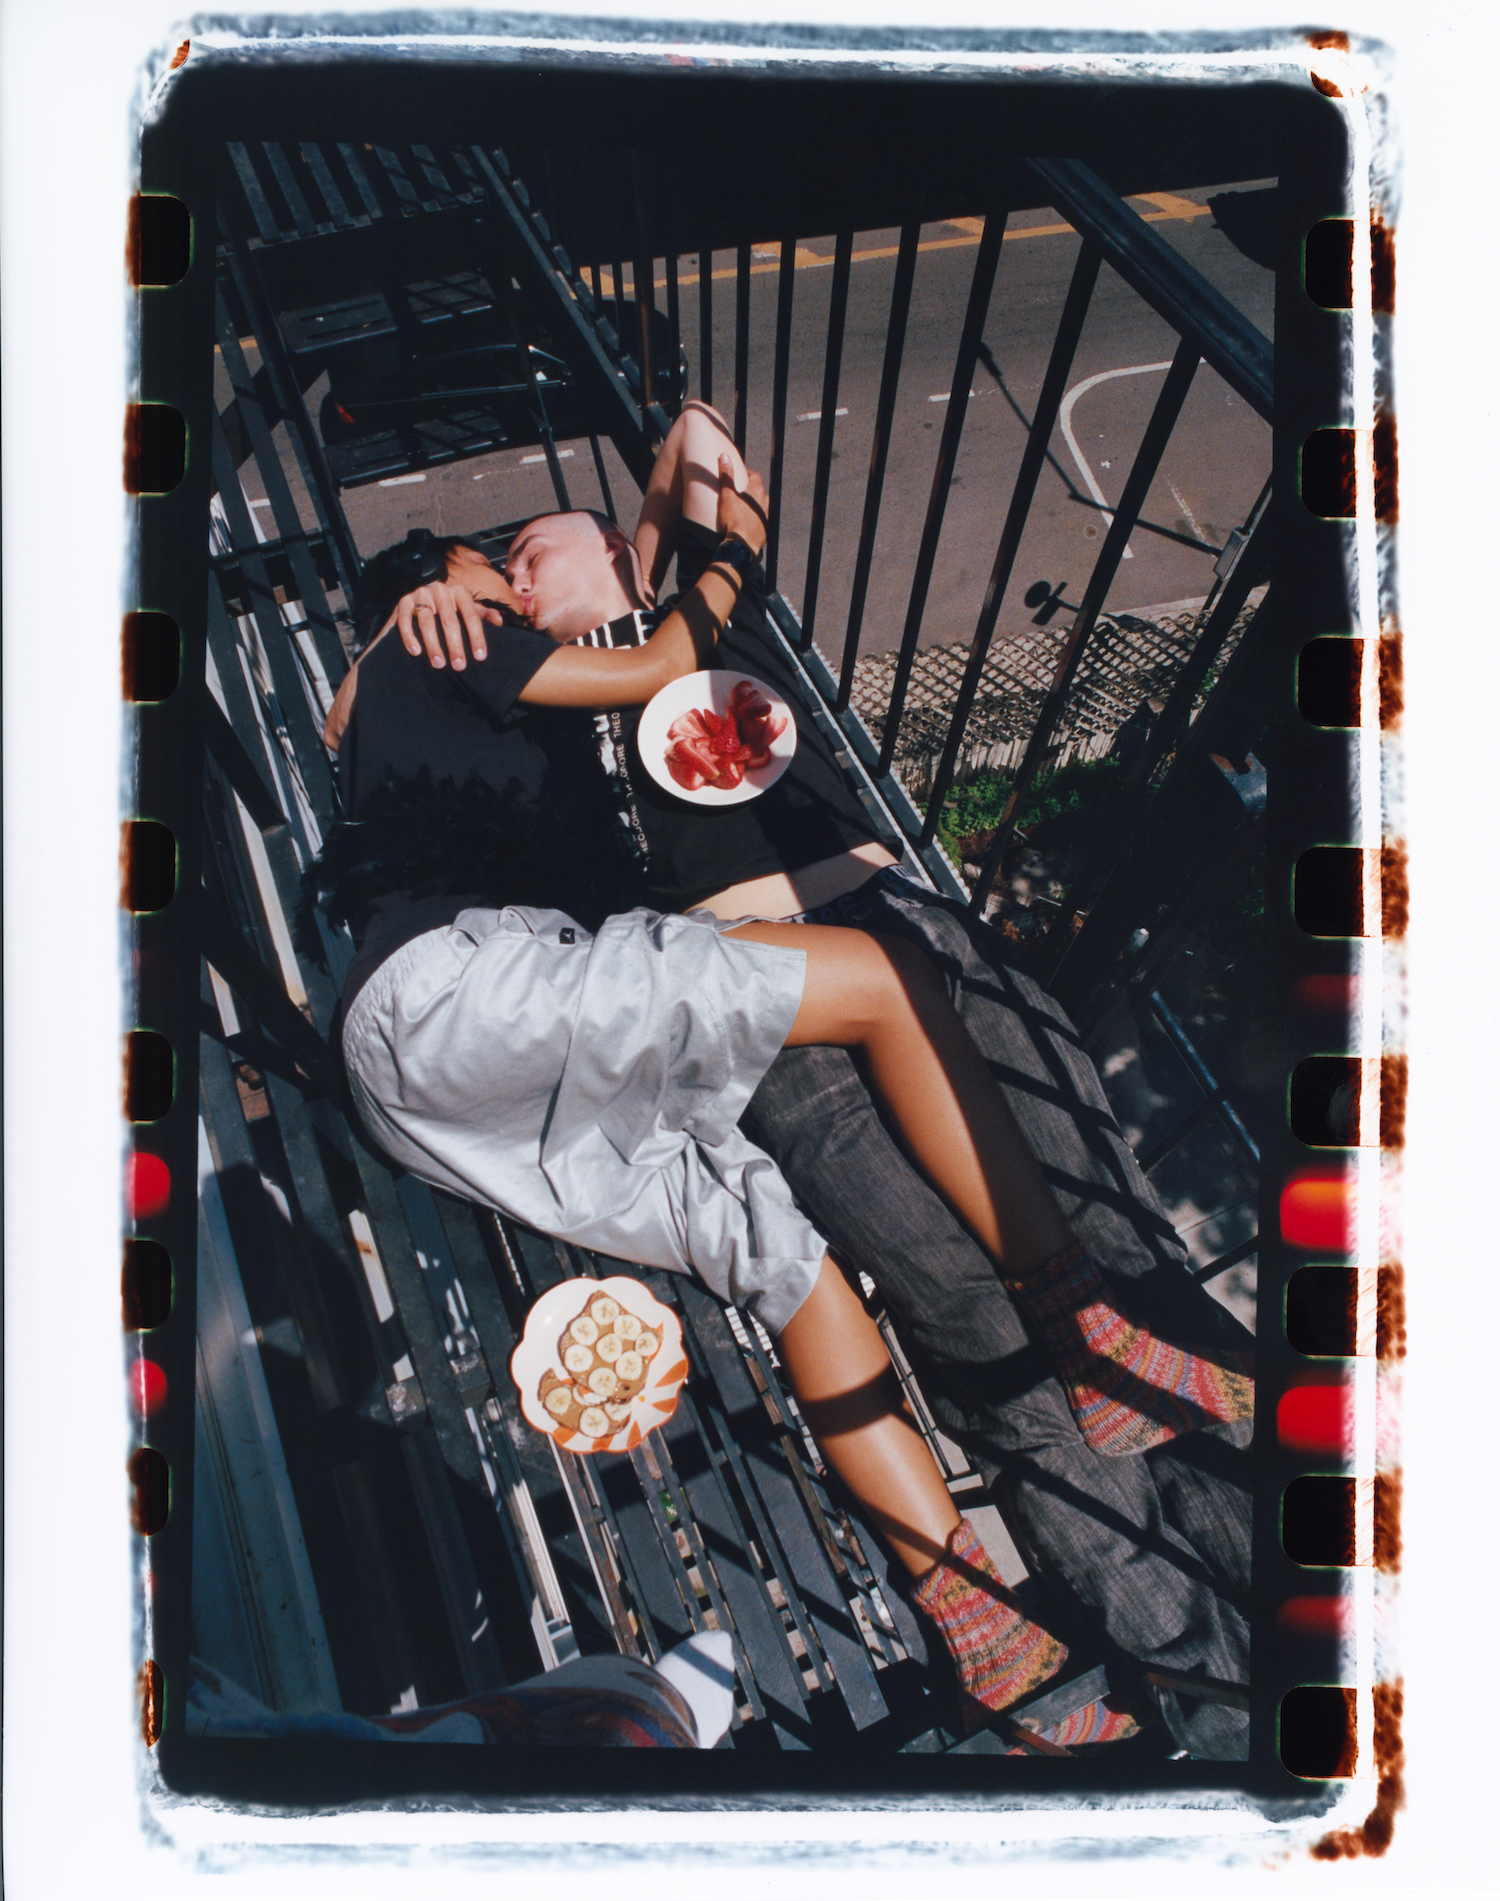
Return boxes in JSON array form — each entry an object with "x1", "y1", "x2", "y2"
[{"x1": 586, "y1": 199, "x2": 1215, "y2": 295}]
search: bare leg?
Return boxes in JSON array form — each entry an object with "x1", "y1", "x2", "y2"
[
  {"x1": 776, "y1": 1255, "x2": 959, "y2": 1577},
  {"x1": 775, "y1": 1258, "x2": 1068, "y2": 1725},
  {"x1": 731, "y1": 920, "x2": 1255, "y2": 1457},
  {"x1": 634, "y1": 401, "x2": 747, "y2": 596},
  {"x1": 728, "y1": 922, "x2": 1071, "y2": 1277}
]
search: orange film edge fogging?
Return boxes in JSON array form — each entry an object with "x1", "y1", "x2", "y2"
[
  {"x1": 1278, "y1": 1385, "x2": 1352, "y2": 1459},
  {"x1": 1281, "y1": 1172, "x2": 1356, "y2": 1253},
  {"x1": 1278, "y1": 1595, "x2": 1353, "y2": 1641},
  {"x1": 131, "y1": 1359, "x2": 169, "y2": 1418},
  {"x1": 1312, "y1": 1683, "x2": 1405, "y2": 1860},
  {"x1": 1280, "y1": 1685, "x2": 1357, "y2": 1778},
  {"x1": 139, "y1": 1660, "x2": 163, "y2": 1747}
]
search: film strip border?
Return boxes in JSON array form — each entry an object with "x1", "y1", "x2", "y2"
[
  {"x1": 1269, "y1": 38, "x2": 1405, "y2": 1843},
  {"x1": 123, "y1": 50, "x2": 1400, "y2": 1821}
]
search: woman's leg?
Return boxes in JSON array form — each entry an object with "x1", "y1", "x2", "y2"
[
  {"x1": 728, "y1": 921, "x2": 1071, "y2": 1277},
  {"x1": 775, "y1": 1253, "x2": 958, "y2": 1577},
  {"x1": 731, "y1": 921, "x2": 1254, "y2": 1456},
  {"x1": 775, "y1": 1258, "x2": 1066, "y2": 1723}
]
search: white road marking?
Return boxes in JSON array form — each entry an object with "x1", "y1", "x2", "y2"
[
  {"x1": 248, "y1": 497, "x2": 271, "y2": 508},
  {"x1": 1169, "y1": 479, "x2": 1201, "y2": 539},
  {"x1": 377, "y1": 472, "x2": 427, "y2": 487},
  {"x1": 522, "y1": 450, "x2": 574, "y2": 465},
  {"x1": 1058, "y1": 361, "x2": 1172, "y2": 558},
  {"x1": 796, "y1": 408, "x2": 848, "y2": 422},
  {"x1": 927, "y1": 390, "x2": 975, "y2": 404}
]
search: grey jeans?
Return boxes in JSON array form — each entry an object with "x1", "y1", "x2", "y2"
[{"x1": 742, "y1": 876, "x2": 1253, "y2": 1759}]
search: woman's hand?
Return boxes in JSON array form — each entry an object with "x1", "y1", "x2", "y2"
[
  {"x1": 394, "y1": 582, "x2": 507, "y2": 671},
  {"x1": 717, "y1": 457, "x2": 769, "y2": 556}
]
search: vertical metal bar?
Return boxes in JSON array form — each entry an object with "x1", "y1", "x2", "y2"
[
  {"x1": 799, "y1": 227, "x2": 853, "y2": 652},
  {"x1": 1032, "y1": 493, "x2": 1270, "y2": 966},
  {"x1": 587, "y1": 260, "x2": 601, "y2": 305},
  {"x1": 764, "y1": 231, "x2": 798, "y2": 591},
  {"x1": 733, "y1": 239, "x2": 751, "y2": 456},
  {"x1": 969, "y1": 335, "x2": 1201, "y2": 913},
  {"x1": 629, "y1": 151, "x2": 656, "y2": 424},
  {"x1": 261, "y1": 142, "x2": 319, "y2": 237},
  {"x1": 918, "y1": 243, "x2": 1102, "y2": 847},
  {"x1": 334, "y1": 143, "x2": 384, "y2": 222},
  {"x1": 588, "y1": 434, "x2": 617, "y2": 522},
  {"x1": 875, "y1": 206, "x2": 1009, "y2": 778},
  {"x1": 492, "y1": 259, "x2": 572, "y2": 513},
  {"x1": 836, "y1": 217, "x2": 921, "y2": 712},
  {"x1": 299, "y1": 142, "x2": 353, "y2": 229},
  {"x1": 610, "y1": 218, "x2": 627, "y2": 328},
  {"x1": 665, "y1": 252, "x2": 682, "y2": 418},
  {"x1": 698, "y1": 244, "x2": 713, "y2": 406}
]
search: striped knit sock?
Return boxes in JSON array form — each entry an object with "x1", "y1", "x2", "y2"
[
  {"x1": 1005, "y1": 1241, "x2": 1255, "y2": 1457},
  {"x1": 1006, "y1": 1696, "x2": 1143, "y2": 1754},
  {"x1": 911, "y1": 1518, "x2": 1067, "y2": 1729}
]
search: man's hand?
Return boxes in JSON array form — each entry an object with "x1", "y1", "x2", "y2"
[
  {"x1": 717, "y1": 457, "x2": 769, "y2": 557},
  {"x1": 395, "y1": 582, "x2": 507, "y2": 672}
]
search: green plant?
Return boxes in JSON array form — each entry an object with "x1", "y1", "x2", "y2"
[{"x1": 928, "y1": 758, "x2": 1130, "y2": 860}]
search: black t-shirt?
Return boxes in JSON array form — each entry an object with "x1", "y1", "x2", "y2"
[
  {"x1": 330, "y1": 623, "x2": 647, "y2": 1004},
  {"x1": 608, "y1": 521, "x2": 879, "y2": 911}
]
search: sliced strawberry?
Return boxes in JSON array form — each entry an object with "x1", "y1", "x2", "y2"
[{"x1": 667, "y1": 748, "x2": 711, "y2": 789}]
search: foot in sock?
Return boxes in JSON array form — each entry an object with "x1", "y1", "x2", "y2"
[
  {"x1": 1005, "y1": 1241, "x2": 1255, "y2": 1457},
  {"x1": 911, "y1": 1518, "x2": 1067, "y2": 1732},
  {"x1": 1006, "y1": 1694, "x2": 1144, "y2": 1754}
]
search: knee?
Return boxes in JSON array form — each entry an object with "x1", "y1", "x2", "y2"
[{"x1": 868, "y1": 931, "x2": 948, "y2": 1021}]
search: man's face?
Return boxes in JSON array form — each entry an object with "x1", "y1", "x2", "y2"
[
  {"x1": 501, "y1": 513, "x2": 624, "y2": 641},
  {"x1": 446, "y1": 545, "x2": 522, "y2": 617}
]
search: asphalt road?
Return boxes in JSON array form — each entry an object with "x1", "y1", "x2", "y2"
[{"x1": 333, "y1": 180, "x2": 1275, "y2": 661}]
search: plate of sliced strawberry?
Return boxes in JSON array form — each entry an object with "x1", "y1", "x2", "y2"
[{"x1": 637, "y1": 670, "x2": 797, "y2": 805}]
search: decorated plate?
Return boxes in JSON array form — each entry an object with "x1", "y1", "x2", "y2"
[
  {"x1": 511, "y1": 1276, "x2": 688, "y2": 1456},
  {"x1": 637, "y1": 670, "x2": 797, "y2": 806}
]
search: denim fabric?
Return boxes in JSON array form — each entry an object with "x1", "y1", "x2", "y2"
[{"x1": 742, "y1": 878, "x2": 1253, "y2": 1758}]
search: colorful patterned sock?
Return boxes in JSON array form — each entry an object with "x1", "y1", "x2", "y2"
[
  {"x1": 911, "y1": 1518, "x2": 1067, "y2": 1729},
  {"x1": 1006, "y1": 1695, "x2": 1144, "y2": 1753},
  {"x1": 1004, "y1": 1241, "x2": 1255, "y2": 1457}
]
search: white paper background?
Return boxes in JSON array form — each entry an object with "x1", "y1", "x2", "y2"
[{"x1": 3, "y1": 1, "x2": 1488, "y2": 1890}]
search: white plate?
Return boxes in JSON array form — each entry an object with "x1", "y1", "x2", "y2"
[
  {"x1": 637, "y1": 670, "x2": 797, "y2": 806},
  {"x1": 510, "y1": 1276, "x2": 688, "y2": 1456}
]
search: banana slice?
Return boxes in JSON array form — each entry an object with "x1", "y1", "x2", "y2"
[
  {"x1": 544, "y1": 1384, "x2": 575, "y2": 1419},
  {"x1": 563, "y1": 1342, "x2": 596, "y2": 1376},
  {"x1": 577, "y1": 1406, "x2": 610, "y2": 1439},
  {"x1": 614, "y1": 1312, "x2": 642, "y2": 1342},
  {"x1": 615, "y1": 1350, "x2": 644, "y2": 1384},
  {"x1": 585, "y1": 1364, "x2": 619, "y2": 1399},
  {"x1": 568, "y1": 1315, "x2": 599, "y2": 1347},
  {"x1": 595, "y1": 1331, "x2": 623, "y2": 1363},
  {"x1": 589, "y1": 1295, "x2": 620, "y2": 1326},
  {"x1": 636, "y1": 1331, "x2": 659, "y2": 1360},
  {"x1": 603, "y1": 1399, "x2": 631, "y2": 1424}
]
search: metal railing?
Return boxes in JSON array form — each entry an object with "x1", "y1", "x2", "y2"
[{"x1": 195, "y1": 134, "x2": 1274, "y2": 1733}]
